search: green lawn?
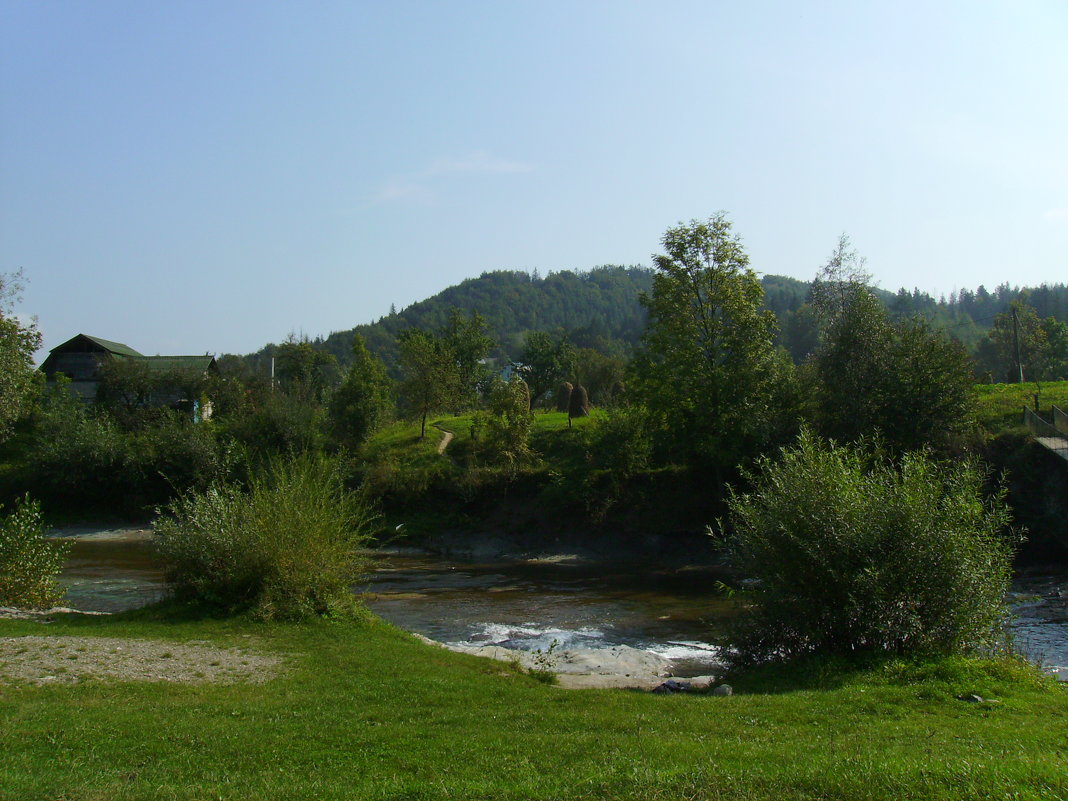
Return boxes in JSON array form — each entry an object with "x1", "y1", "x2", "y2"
[
  {"x1": 1, "y1": 611, "x2": 1066, "y2": 800},
  {"x1": 975, "y1": 380, "x2": 1068, "y2": 435},
  {"x1": 361, "y1": 420, "x2": 444, "y2": 469}
]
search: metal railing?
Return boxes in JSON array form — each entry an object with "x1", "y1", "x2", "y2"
[
  {"x1": 1025, "y1": 407, "x2": 1068, "y2": 460},
  {"x1": 1053, "y1": 405, "x2": 1068, "y2": 436}
]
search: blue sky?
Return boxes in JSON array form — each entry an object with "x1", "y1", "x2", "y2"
[{"x1": 2, "y1": 1, "x2": 1066, "y2": 359}]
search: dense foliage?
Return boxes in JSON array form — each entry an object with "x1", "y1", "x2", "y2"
[
  {"x1": 229, "y1": 264, "x2": 1068, "y2": 381},
  {"x1": 725, "y1": 432, "x2": 1016, "y2": 666},
  {"x1": 153, "y1": 454, "x2": 374, "y2": 620},
  {"x1": 518, "y1": 331, "x2": 576, "y2": 408},
  {"x1": 23, "y1": 377, "x2": 228, "y2": 514},
  {"x1": 328, "y1": 334, "x2": 393, "y2": 450},
  {"x1": 807, "y1": 238, "x2": 976, "y2": 452},
  {"x1": 303, "y1": 266, "x2": 655, "y2": 372},
  {"x1": 481, "y1": 375, "x2": 534, "y2": 469}
]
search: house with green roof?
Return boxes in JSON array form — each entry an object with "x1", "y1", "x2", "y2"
[{"x1": 40, "y1": 334, "x2": 218, "y2": 417}]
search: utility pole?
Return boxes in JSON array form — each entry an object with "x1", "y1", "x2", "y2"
[{"x1": 1012, "y1": 306, "x2": 1025, "y2": 383}]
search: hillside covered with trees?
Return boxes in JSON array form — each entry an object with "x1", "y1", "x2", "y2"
[{"x1": 230, "y1": 266, "x2": 1068, "y2": 384}]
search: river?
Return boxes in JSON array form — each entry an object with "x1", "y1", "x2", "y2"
[{"x1": 50, "y1": 527, "x2": 1068, "y2": 682}]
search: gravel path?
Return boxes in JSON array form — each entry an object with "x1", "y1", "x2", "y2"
[{"x1": 0, "y1": 634, "x2": 283, "y2": 686}]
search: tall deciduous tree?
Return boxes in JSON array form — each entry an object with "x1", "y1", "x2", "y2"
[
  {"x1": 977, "y1": 300, "x2": 1068, "y2": 382},
  {"x1": 810, "y1": 237, "x2": 975, "y2": 452},
  {"x1": 630, "y1": 214, "x2": 782, "y2": 471},
  {"x1": 274, "y1": 334, "x2": 338, "y2": 404},
  {"x1": 0, "y1": 271, "x2": 42, "y2": 442},
  {"x1": 328, "y1": 334, "x2": 393, "y2": 450},
  {"x1": 808, "y1": 238, "x2": 893, "y2": 443}
]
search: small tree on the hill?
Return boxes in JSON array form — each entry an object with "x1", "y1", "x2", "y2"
[
  {"x1": 977, "y1": 301, "x2": 1068, "y2": 383},
  {"x1": 441, "y1": 309, "x2": 494, "y2": 410},
  {"x1": 567, "y1": 384, "x2": 590, "y2": 428},
  {"x1": 485, "y1": 376, "x2": 533, "y2": 469},
  {"x1": 518, "y1": 332, "x2": 576, "y2": 408},
  {"x1": 329, "y1": 334, "x2": 393, "y2": 450},
  {"x1": 397, "y1": 329, "x2": 453, "y2": 439}
]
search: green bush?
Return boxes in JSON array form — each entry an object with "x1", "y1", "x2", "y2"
[
  {"x1": 153, "y1": 454, "x2": 375, "y2": 620},
  {"x1": 220, "y1": 393, "x2": 326, "y2": 458},
  {"x1": 483, "y1": 376, "x2": 534, "y2": 469},
  {"x1": 724, "y1": 431, "x2": 1016, "y2": 666},
  {"x1": 24, "y1": 384, "x2": 230, "y2": 513},
  {"x1": 0, "y1": 496, "x2": 69, "y2": 608}
]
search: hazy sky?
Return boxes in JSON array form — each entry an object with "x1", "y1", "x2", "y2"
[{"x1": 3, "y1": 1, "x2": 1066, "y2": 359}]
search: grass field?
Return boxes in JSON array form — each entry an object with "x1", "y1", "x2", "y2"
[
  {"x1": 975, "y1": 381, "x2": 1068, "y2": 435},
  {"x1": 1, "y1": 610, "x2": 1066, "y2": 800}
]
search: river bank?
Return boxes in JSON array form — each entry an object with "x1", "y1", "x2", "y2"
[
  {"x1": 43, "y1": 525, "x2": 1068, "y2": 687},
  {"x1": 2, "y1": 610, "x2": 1065, "y2": 800}
]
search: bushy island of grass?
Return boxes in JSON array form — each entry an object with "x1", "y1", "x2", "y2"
[{"x1": 2, "y1": 439, "x2": 1067, "y2": 800}]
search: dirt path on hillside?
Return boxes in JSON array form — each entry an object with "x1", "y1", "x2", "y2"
[{"x1": 435, "y1": 426, "x2": 454, "y2": 455}]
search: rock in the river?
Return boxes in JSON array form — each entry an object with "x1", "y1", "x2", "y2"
[{"x1": 652, "y1": 679, "x2": 691, "y2": 694}]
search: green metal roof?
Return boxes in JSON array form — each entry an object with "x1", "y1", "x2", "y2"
[
  {"x1": 45, "y1": 335, "x2": 216, "y2": 374},
  {"x1": 139, "y1": 355, "x2": 217, "y2": 372},
  {"x1": 69, "y1": 334, "x2": 144, "y2": 358}
]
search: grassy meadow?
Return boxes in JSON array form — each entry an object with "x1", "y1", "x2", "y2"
[
  {"x1": 1, "y1": 609, "x2": 1066, "y2": 801},
  {"x1": 974, "y1": 380, "x2": 1068, "y2": 434}
]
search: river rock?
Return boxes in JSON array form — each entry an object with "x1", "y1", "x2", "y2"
[
  {"x1": 0, "y1": 607, "x2": 111, "y2": 620},
  {"x1": 652, "y1": 679, "x2": 690, "y2": 694}
]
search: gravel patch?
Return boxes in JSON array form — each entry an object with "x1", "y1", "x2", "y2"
[{"x1": 0, "y1": 636, "x2": 283, "y2": 686}]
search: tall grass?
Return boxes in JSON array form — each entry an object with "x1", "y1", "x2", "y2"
[{"x1": 154, "y1": 453, "x2": 375, "y2": 620}]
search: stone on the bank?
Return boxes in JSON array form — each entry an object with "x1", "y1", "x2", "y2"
[
  {"x1": 712, "y1": 684, "x2": 733, "y2": 696},
  {"x1": 652, "y1": 679, "x2": 690, "y2": 694}
]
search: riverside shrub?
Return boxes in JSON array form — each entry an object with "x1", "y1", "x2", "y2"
[
  {"x1": 0, "y1": 497, "x2": 69, "y2": 608},
  {"x1": 154, "y1": 454, "x2": 374, "y2": 620},
  {"x1": 724, "y1": 431, "x2": 1016, "y2": 666}
]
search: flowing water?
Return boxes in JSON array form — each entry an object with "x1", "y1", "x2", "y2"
[{"x1": 51, "y1": 528, "x2": 1068, "y2": 681}]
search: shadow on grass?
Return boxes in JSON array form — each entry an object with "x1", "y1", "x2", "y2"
[
  {"x1": 714, "y1": 650, "x2": 1054, "y2": 698},
  {"x1": 720, "y1": 653, "x2": 891, "y2": 695},
  {"x1": 41, "y1": 598, "x2": 253, "y2": 630}
]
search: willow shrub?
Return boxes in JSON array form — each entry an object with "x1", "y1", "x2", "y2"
[
  {"x1": 154, "y1": 454, "x2": 374, "y2": 621},
  {"x1": 724, "y1": 431, "x2": 1016, "y2": 666},
  {"x1": 0, "y1": 497, "x2": 69, "y2": 608}
]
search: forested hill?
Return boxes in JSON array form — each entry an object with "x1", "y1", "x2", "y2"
[
  {"x1": 318, "y1": 266, "x2": 655, "y2": 368},
  {"x1": 235, "y1": 266, "x2": 1068, "y2": 372},
  {"x1": 281, "y1": 269, "x2": 822, "y2": 370}
]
